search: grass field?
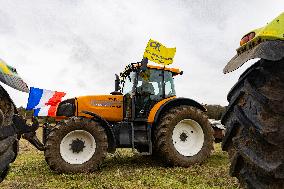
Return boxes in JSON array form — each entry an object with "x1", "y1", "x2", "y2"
[{"x1": 1, "y1": 139, "x2": 239, "y2": 189}]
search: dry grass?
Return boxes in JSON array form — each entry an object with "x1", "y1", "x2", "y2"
[{"x1": 1, "y1": 138, "x2": 239, "y2": 189}]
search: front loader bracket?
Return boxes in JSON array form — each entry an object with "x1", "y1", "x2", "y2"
[
  {"x1": 0, "y1": 114, "x2": 45, "y2": 151},
  {"x1": 0, "y1": 114, "x2": 37, "y2": 139}
]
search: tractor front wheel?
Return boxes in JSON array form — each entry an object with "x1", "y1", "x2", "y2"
[
  {"x1": 222, "y1": 59, "x2": 284, "y2": 188},
  {"x1": 155, "y1": 105, "x2": 214, "y2": 167},
  {"x1": 44, "y1": 117, "x2": 108, "y2": 173},
  {"x1": 0, "y1": 89, "x2": 17, "y2": 183}
]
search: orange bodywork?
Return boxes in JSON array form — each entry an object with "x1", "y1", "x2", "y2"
[
  {"x1": 147, "y1": 96, "x2": 176, "y2": 123},
  {"x1": 76, "y1": 95, "x2": 124, "y2": 122},
  {"x1": 124, "y1": 63, "x2": 182, "y2": 76},
  {"x1": 145, "y1": 65, "x2": 181, "y2": 75}
]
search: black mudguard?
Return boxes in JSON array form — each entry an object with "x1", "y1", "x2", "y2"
[
  {"x1": 223, "y1": 40, "x2": 284, "y2": 74},
  {"x1": 56, "y1": 98, "x2": 76, "y2": 117},
  {"x1": 82, "y1": 111, "x2": 116, "y2": 153}
]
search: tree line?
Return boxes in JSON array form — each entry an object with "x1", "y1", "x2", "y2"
[{"x1": 204, "y1": 104, "x2": 226, "y2": 120}]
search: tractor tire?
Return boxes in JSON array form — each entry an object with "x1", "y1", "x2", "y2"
[
  {"x1": 155, "y1": 105, "x2": 214, "y2": 167},
  {"x1": 44, "y1": 117, "x2": 108, "y2": 173},
  {"x1": 0, "y1": 89, "x2": 17, "y2": 183},
  {"x1": 222, "y1": 59, "x2": 284, "y2": 189}
]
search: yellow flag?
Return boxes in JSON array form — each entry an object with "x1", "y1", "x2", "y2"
[{"x1": 143, "y1": 39, "x2": 176, "y2": 65}]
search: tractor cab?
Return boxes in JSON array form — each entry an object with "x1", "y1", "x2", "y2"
[{"x1": 118, "y1": 60, "x2": 182, "y2": 120}]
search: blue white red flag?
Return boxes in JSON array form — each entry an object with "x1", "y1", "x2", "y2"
[{"x1": 26, "y1": 87, "x2": 66, "y2": 117}]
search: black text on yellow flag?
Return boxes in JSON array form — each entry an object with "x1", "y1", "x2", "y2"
[{"x1": 143, "y1": 39, "x2": 176, "y2": 65}]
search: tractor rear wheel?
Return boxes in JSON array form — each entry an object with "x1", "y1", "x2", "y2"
[
  {"x1": 155, "y1": 105, "x2": 214, "y2": 167},
  {"x1": 222, "y1": 59, "x2": 284, "y2": 189},
  {"x1": 0, "y1": 89, "x2": 17, "y2": 182},
  {"x1": 44, "y1": 117, "x2": 108, "y2": 173}
]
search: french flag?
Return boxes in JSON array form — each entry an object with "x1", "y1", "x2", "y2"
[{"x1": 26, "y1": 87, "x2": 66, "y2": 117}]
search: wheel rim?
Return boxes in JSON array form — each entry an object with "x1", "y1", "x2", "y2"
[
  {"x1": 172, "y1": 119, "x2": 204, "y2": 156},
  {"x1": 60, "y1": 130, "x2": 96, "y2": 164}
]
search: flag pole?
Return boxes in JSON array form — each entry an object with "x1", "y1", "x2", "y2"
[{"x1": 162, "y1": 64, "x2": 166, "y2": 98}]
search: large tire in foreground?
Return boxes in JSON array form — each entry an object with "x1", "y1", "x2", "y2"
[
  {"x1": 0, "y1": 89, "x2": 17, "y2": 183},
  {"x1": 44, "y1": 117, "x2": 108, "y2": 173},
  {"x1": 222, "y1": 59, "x2": 284, "y2": 189},
  {"x1": 155, "y1": 105, "x2": 214, "y2": 167}
]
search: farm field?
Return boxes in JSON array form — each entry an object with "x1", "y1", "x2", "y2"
[{"x1": 1, "y1": 138, "x2": 239, "y2": 189}]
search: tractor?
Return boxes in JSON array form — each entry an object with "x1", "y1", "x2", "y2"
[
  {"x1": 0, "y1": 59, "x2": 41, "y2": 182},
  {"x1": 222, "y1": 12, "x2": 284, "y2": 188},
  {"x1": 43, "y1": 59, "x2": 216, "y2": 173}
]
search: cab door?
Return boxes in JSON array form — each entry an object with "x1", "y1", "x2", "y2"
[
  {"x1": 134, "y1": 69, "x2": 163, "y2": 119},
  {"x1": 121, "y1": 71, "x2": 136, "y2": 120}
]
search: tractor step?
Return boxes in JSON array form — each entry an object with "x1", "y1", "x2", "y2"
[
  {"x1": 133, "y1": 124, "x2": 152, "y2": 155},
  {"x1": 117, "y1": 122, "x2": 152, "y2": 154}
]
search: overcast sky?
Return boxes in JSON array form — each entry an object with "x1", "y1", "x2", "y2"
[{"x1": 0, "y1": 0, "x2": 283, "y2": 107}]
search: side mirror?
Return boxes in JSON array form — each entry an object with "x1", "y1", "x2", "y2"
[{"x1": 115, "y1": 74, "x2": 121, "y2": 91}]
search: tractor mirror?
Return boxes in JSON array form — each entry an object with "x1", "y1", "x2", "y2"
[{"x1": 115, "y1": 74, "x2": 121, "y2": 91}]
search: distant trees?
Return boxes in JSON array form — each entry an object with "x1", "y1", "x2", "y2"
[
  {"x1": 17, "y1": 106, "x2": 33, "y2": 119},
  {"x1": 17, "y1": 107, "x2": 55, "y2": 123},
  {"x1": 204, "y1": 104, "x2": 226, "y2": 120}
]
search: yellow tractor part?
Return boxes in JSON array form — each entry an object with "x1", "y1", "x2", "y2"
[
  {"x1": 0, "y1": 59, "x2": 29, "y2": 92},
  {"x1": 121, "y1": 63, "x2": 182, "y2": 77},
  {"x1": 147, "y1": 96, "x2": 176, "y2": 123},
  {"x1": 224, "y1": 12, "x2": 284, "y2": 73},
  {"x1": 76, "y1": 95, "x2": 124, "y2": 122},
  {"x1": 239, "y1": 12, "x2": 284, "y2": 49},
  {"x1": 72, "y1": 95, "x2": 177, "y2": 124}
]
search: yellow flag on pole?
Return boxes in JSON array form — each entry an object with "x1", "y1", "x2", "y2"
[{"x1": 143, "y1": 39, "x2": 176, "y2": 65}]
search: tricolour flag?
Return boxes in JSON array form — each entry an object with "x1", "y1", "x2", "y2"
[
  {"x1": 26, "y1": 87, "x2": 66, "y2": 117},
  {"x1": 143, "y1": 39, "x2": 176, "y2": 65}
]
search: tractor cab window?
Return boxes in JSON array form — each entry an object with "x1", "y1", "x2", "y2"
[
  {"x1": 164, "y1": 71, "x2": 176, "y2": 97},
  {"x1": 137, "y1": 69, "x2": 162, "y2": 100},
  {"x1": 136, "y1": 69, "x2": 176, "y2": 100},
  {"x1": 122, "y1": 72, "x2": 135, "y2": 95}
]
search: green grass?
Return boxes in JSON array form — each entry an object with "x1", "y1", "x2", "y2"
[{"x1": 1, "y1": 140, "x2": 239, "y2": 189}]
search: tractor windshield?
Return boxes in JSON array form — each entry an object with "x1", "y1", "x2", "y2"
[
  {"x1": 121, "y1": 67, "x2": 176, "y2": 99},
  {"x1": 137, "y1": 69, "x2": 176, "y2": 100}
]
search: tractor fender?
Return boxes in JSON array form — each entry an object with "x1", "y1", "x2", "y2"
[
  {"x1": 0, "y1": 85, "x2": 18, "y2": 114},
  {"x1": 223, "y1": 40, "x2": 284, "y2": 74},
  {"x1": 151, "y1": 97, "x2": 206, "y2": 126},
  {"x1": 0, "y1": 59, "x2": 29, "y2": 93},
  {"x1": 81, "y1": 111, "x2": 116, "y2": 153},
  {"x1": 56, "y1": 98, "x2": 76, "y2": 117}
]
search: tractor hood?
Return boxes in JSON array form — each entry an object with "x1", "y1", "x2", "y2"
[
  {"x1": 224, "y1": 12, "x2": 284, "y2": 74},
  {"x1": 76, "y1": 95, "x2": 124, "y2": 122},
  {"x1": 0, "y1": 59, "x2": 29, "y2": 92}
]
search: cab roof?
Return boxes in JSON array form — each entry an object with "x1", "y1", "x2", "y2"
[
  {"x1": 146, "y1": 64, "x2": 182, "y2": 75},
  {"x1": 120, "y1": 63, "x2": 182, "y2": 78}
]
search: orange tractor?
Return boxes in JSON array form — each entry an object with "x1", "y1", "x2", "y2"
[{"x1": 43, "y1": 59, "x2": 218, "y2": 173}]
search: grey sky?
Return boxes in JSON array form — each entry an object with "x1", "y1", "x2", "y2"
[{"x1": 0, "y1": 0, "x2": 283, "y2": 107}]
